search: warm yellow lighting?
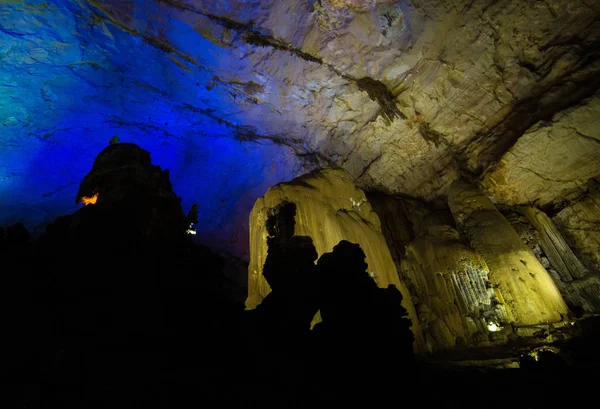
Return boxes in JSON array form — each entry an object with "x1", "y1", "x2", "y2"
[
  {"x1": 186, "y1": 224, "x2": 197, "y2": 235},
  {"x1": 80, "y1": 192, "x2": 99, "y2": 206},
  {"x1": 487, "y1": 322, "x2": 501, "y2": 332}
]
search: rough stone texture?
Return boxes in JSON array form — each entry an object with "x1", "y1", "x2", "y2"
[
  {"x1": 246, "y1": 168, "x2": 425, "y2": 351},
  {"x1": 0, "y1": 0, "x2": 305, "y2": 258},
  {"x1": 523, "y1": 207, "x2": 589, "y2": 282},
  {"x1": 366, "y1": 193, "x2": 415, "y2": 262},
  {"x1": 369, "y1": 195, "x2": 509, "y2": 352},
  {"x1": 482, "y1": 93, "x2": 600, "y2": 207},
  {"x1": 520, "y1": 207, "x2": 600, "y2": 313},
  {"x1": 2, "y1": 0, "x2": 600, "y2": 257},
  {"x1": 401, "y1": 223, "x2": 508, "y2": 352},
  {"x1": 448, "y1": 180, "x2": 568, "y2": 326},
  {"x1": 554, "y1": 184, "x2": 600, "y2": 275}
]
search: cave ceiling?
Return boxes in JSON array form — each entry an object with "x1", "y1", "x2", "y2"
[{"x1": 1, "y1": 0, "x2": 599, "y2": 256}]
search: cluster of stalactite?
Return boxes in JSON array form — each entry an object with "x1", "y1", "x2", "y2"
[
  {"x1": 248, "y1": 170, "x2": 600, "y2": 354},
  {"x1": 247, "y1": 168, "x2": 426, "y2": 351},
  {"x1": 521, "y1": 207, "x2": 600, "y2": 314}
]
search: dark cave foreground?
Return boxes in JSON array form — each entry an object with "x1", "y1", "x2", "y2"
[{"x1": 2, "y1": 143, "x2": 599, "y2": 409}]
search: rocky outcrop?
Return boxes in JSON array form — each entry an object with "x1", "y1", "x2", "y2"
[
  {"x1": 2, "y1": 0, "x2": 599, "y2": 253},
  {"x1": 448, "y1": 180, "x2": 568, "y2": 326},
  {"x1": 246, "y1": 168, "x2": 425, "y2": 351},
  {"x1": 75, "y1": 142, "x2": 187, "y2": 241},
  {"x1": 400, "y1": 222, "x2": 508, "y2": 352},
  {"x1": 520, "y1": 207, "x2": 600, "y2": 314},
  {"x1": 369, "y1": 196, "x2": 508, "y2": 352},
  {"x1": 554, "y1": 184, "x2": 600, "y2": 276},
  {"x1": 521, "y1": 207, "x2": 589, "y2": 282},
  {"x1": 482, "y1": 93, "x2": 600, "y2": 207}
]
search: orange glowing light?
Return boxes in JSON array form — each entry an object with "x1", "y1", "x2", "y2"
[{"x1": 80, "y1": 192, "x2": 99, "y2": 206}]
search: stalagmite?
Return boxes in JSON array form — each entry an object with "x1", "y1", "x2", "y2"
[
  {"x1": 448, "y1": 180, "x2": 568, "y2": 326},
  {"x1": 522, "y1": 207, "x2": 588, "y2": 281},
  {"x1": 401, "y1": 223, "x2": 508, "y2": 352},
  {"x1": 554, "y1": 186, "x2": 600, "y2": 274},
  {"x1": 522, "y1": 206, "x2": 600, "y2": 313},
  {"x1": 247, "y1": 168, "x2": 425, "y2": 351}
]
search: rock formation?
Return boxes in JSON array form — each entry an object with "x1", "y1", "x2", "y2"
[
  {"x1": 2, "y1": 142, "x2": 252, "y2": 409},
  {"x1": 448, "y1": 180, "x2": 568, "y2": 326},
  {"x1": 522, "y1": 206, "x2": 600, "y2": 314},
  {"x1": 482, "y1": 93, "x2": 600, "y2": 207},
  {"x1": 2, "y1": 0, "x2": 600, "y2": 383},
  {"x1": 554, "y1": 184, "x2": 600, "y2": 275},
  {"x1": 74, "y1": 142, "x2": 187, "y2": 241},
  {"x1": 246, "y1": 168, "x2": 425, "y2": 351},
  {"x1": 368, "y1": 195, "x2": 508, "y2": 352},
  {"x1": 2, "y1": 1, "x2": 599, "y2": 258},
  {"x1": 401, "y1": 218, "x2": 508, "y2": 352},
  {"x1": 3, "y1": 0, "x2": 600, "y2": 398}
]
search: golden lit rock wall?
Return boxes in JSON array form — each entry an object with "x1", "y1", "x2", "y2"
[
  {"x1": 369, "y1": 195, "x2": 508, "y2": 352},
  {"x1": 554, "y1": 187, "x2": 600, "y2": 275},
  {"x1": 400, "y1": 224, "x2": 508, "y2": 352},
  {"x1": 522, "y1": 206, "x2": 600, "y2": 313},
  {"x1": 482, "y1": 93, "x2": 600, "y2": 207},
  {"x1": 448, "y1": 180, "x2": 568, "y2": 326},
  {"x1": 247, "y1": 168, "x2": 425, "y2": 351},
  {"x1": 520, "y1": 208, "x2": 587, "y2": 281}
]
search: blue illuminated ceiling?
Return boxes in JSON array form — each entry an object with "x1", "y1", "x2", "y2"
[{"x1": 0, "y1": 0, "x2": 319, "y2": 256}]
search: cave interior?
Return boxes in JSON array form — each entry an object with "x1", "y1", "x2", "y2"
[{"x1": 2, "y1": 0, "x2": 600, "y2": 407}]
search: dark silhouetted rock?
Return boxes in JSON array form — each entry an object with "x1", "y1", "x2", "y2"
[{"x1": 74, "y1": 142, "x2": 186, "y2": 241}]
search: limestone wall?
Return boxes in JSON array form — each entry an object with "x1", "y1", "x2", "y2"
[
  {"x1": 554, "y1": 186, "x2": 600, "y2": 275},
  {"x1": 448, "y1": 180, "x2": 568, "y2": 326},
  {"x1": 370, "y1": 195, "x2": 509, "y2": 352},
  {"x1": 247, "y1": 172, "x2": 591, "y2": 354},
  {"x1": 521, "y1": 207, "x2": 600, "y2": 313},
  {"x1": 400, "y1": 223, "x2": 508, "y2": 352}
]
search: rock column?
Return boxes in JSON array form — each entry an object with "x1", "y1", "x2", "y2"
[
  {"x1": 247, "y1": 168, "x2": 425, "y2": 352},
  {"x1": 400, "y1": 223, "x2": 508, "y2": 352},
  {"x1": 522, "y1": 206, "x2": 600, "y2": 313},
  {"x1": 448, "y1": 180, "x2": 568, "y2": 326}
]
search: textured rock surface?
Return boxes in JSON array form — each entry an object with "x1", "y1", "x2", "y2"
[
  {"x1": 554, "y1": 185, "x2": 600, "y2": 275},
  {"x1": 2, "y1": 0, "x2": 600, "y2": 257},
  {"x1": 246, "y1": 168, "x2": 425, "y2": 350},
  {"x1": 366, "y1": 193, "x2": 415, "y2": 262},
  {"x1": 401, "y1": 222, "x2": 508, "y2": 352},
  {"x1": 448, "y1": 180, "x2": 568, "y2": 326},
  {"x1": 522, "y1": 207, "x2": 589, "y2": 282},
  {"x1": 0, "y1": 0, "x2": 305, "y2": 257},
  {"x1": 370, "y1": 195, "x2": 508, "y2": 352},
  {"x1": 522, "y1": 207, "x2": 600, "y2": 313},
  {"x1": 482, "y1": 93, "x2": 600, "y2": 207}
]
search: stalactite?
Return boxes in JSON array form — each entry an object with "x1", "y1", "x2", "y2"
[
  {"x1": 522, "y1": 207, "x2": 588, "y2": 281},
  {"x1": 448, "y1": 180, "x2": 568, "y2": 327},
  {"x1": 522, "y1": 206, "x2": 600, "y2": 313},
  {"x1": 247, "y1": 168, "x2": 426, "y2": 352},
  {"x1": 400, "y1": 222, "x2": 508, "y2": 352}
]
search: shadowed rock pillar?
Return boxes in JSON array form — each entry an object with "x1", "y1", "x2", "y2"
[
  {"x1": 522, "y1": 207, "x2": 588, "y2": 281},
  {"x1": 75, "y1": 142, "x2": 186, "y2": 241},
  {"x1": 247, "y1": 168, "x2": 425, "y2": 352},
  {"x1": 522, "y1": 206, "x2": 600, "y2": 313},
  {"x1": 554, "y1": 185, "x2": 600, "y2": 275},
  {"x1": 448, "y1": 180, "x2": 568, "y2": 326}
]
